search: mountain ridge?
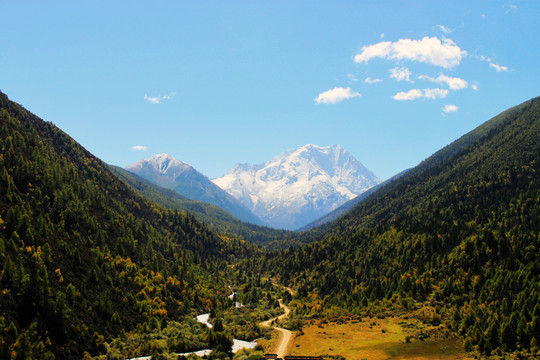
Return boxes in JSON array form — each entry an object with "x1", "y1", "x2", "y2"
[
  {"x1": 109, "y1": 164, "x2": 292, "y2": 246},
  {"x1": 299, "y1": 167, "x2": 411, "y2": 231},
  {"x1": 126, "y1": 154, "x2": 266, "y2": 226}
]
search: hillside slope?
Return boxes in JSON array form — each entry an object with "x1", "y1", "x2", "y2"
[
  {"x1": 126, "y1": 154, "x2": 266, "y2": 226},
  {"x1": 300, "y1": 168, "x2": 410, "y2": 231},
  {"x1": 109, "y1": 165, "x2": 292, "y2": 246},
  {"x1": 263, "y1": 97, "x2": 540, "y2": 356},
  {"x1": 0, "y1": 92, "x2": 255, "y2": 359}
]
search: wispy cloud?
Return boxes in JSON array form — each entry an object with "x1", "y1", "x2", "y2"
[
  {"x1": 504, "y1": 2, "x2": 517, "y2": 14},
  {"x1": 144, "y1": 95, "x2": 161, "y2": 104},
  {"x1": 489, "y1": 63, "x2": 509, "y2": 72},
  {"x1": 419, "y1": 74, "x2": 468, "y2": 90},
  {"x1": 348, "y1": 73, "x2": 358, "y2": 82},
  {"x1": 393, "y1": 88, "x2": 449, "y2": 101},
  {"x1": 364, "y1": 77, "x2": 383, "y2": 84},
  {"x1": 144, "y1": 93, "x2": 175, "y2": 104},
  {"x1": 471, "y1": 83, "x2": 479, "y2": 91},
  {"x1": 354, "y1": 36, "x2": 465, "y2": 68},
  {"x1": 315, "y1": 87, "x2": 361, "y2": 104},
  {"x1": 131, "y1": 145, "x2": 148, "y2": 151},
  {"x1": 477, "y1": 55, "x2": 492, "y2": 62},
  {"x1": 474, "y1": 54, "x2": 510, "y2": 73},
  {"x1": 443, "y1": 104, "x2": 458, "y2": 113},
  {"x1": 390, "y1": 67, "x2": 412, "y2": 82},
  {"x1": 436, "y1": 25, "x2": 452, "y2": 34}
]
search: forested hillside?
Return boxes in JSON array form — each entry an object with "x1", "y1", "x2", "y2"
[
  {"x1": 109, "y1": 165, "x2": 292, "y2": 246},
  {"x1": 259, "y1": 97, "x2": 540, "y2": 356},
  {"x1": 0, "y1": 92, "x2": 257, "y2": 359}
]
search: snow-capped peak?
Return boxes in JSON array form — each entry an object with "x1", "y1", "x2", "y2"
[
  {"x1": 213, "y1": 144, "x2": 380, "y2": 230},
  {"x1": 126, "y1": 153, "x2": 191, "y2": 176}
]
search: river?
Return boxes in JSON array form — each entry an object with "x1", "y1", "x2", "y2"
[
  {"x1": 185, "y1": 311, "x2": 257, "y2": 356},
  {"x1": 127, "y1": 288, "x2": 292, "y2": 360}
]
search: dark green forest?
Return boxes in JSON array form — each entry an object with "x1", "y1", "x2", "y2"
[
  {"x1": 0, "y1": 92, "x2": 258, "y2": 359},
  {"x1": 250, "y1": 97, "x2": 540, "y2": 356}
]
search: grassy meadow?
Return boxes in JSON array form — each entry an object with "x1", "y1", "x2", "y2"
[{"x1": 289, "y1": 316, "x2": 473, "y2": 360}]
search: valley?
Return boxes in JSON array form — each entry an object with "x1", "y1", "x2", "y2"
[{"x1": 1, "y1": 92, "x2": 539, "y2": 360}]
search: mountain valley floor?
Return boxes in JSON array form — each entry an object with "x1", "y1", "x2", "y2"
[{"x1": 288, "y1": 316, "x2": 472, "y2": 360}]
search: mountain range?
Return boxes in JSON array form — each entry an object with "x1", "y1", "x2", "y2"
[
  {"x1": 213, "y1": 144, "x2": 380, "y2": 229},
  {"x1": 126, "y1": 154, "x2": 265, "y2": 226},
  {"x1": 2, "y1": 89, "x2": 539, "y2": 359}
]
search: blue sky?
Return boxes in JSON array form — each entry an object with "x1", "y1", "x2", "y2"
[{"x1": 1, "y1": 1, "x2": 538, "y2": 180}]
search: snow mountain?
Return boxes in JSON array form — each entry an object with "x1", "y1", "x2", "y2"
[
  {"x1": 126, "y1": 154, "x2": 265, "y2": 226},
  {"x1": 212, "y1": 144, "x2": 380, "y2": 230}
]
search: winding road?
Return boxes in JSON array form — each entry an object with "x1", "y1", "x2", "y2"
[{"x1": 260, "y1": 287, "x2": 296, "y2": 358}]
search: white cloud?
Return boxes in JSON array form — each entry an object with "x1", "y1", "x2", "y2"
[
  {"x1": 144, "y1": 94, "x2": 160, "y2": 104},
  {"x1": 489, "y1": 63, "x2": 509, "y2": 72},
  {"x1": 393, "y1": 88, "x2": 449, "y2": 101},
  {"x1": 443, "y1": 104, "x2": 458, "y2": 113},
  {"x1": 393, "y1": 89, "x2": 423, "y2": 101},
  {"x1": 144, "y1": 93, "x2": 175, "y2": 104},
  {"x1": 478, "y1": 55, "x2": 492, "y2": 62},
  {"x1": 390, "y1": 67, "x2": 412, "y2": 82},
  {"x1": 505, "y1": 2, "x2": 517, "y2": 14},
  {"x1": 380, "y1": 33, "x2": 385, "y2": 39},
  {"x1": 423, "y1": 88, "x2": 449, "y2": 99},
  {"x1": 131, "y1": 145, "x2": 148, "y2": 151},
  {"x1": 315, "y1": 87, "x2": 361, "y2": 104},
  {"x1": 354, "y1": 36, "x2": 465, "y2": 68},
  {"x1": 419, "y1": 74, "x2": 468, "y2": 90},
  {"x1": 474, "y1": 55, "x2": 509, "y2": 72},
  {"x1": 348, "y1": 73, "x2": 358, "y2": 82},
  {"x1": 364, "y1": 77, "x2": 383, "y2": 84},
  {"x1": 436, "y1": 25, "x2": 452, "y2": 34},
  {"x1": 472, "y1": 83, "x2": 479, "y2": 91}
]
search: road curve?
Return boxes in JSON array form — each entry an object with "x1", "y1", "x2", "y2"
[{"x1": 260, "y1": 292, "x2": 295, "y2": 358}]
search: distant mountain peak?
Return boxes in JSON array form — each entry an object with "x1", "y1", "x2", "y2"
[
  {"x1": 127, "y1": 153, "x2": 191, "y2": 175},
  {"x1": 213, "y1": 144, "x2": 380, "y2": 230},
  {"x1": 126, "y1": 154, "x2": 265, "y2": 226}
]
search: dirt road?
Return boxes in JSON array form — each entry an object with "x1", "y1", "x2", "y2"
[
  {"x1": 260, "y1": 293, "x2": 295, "y2": 358},
  {"x1": 272, "y1": 325, "x2": 293, "y2": 359}
]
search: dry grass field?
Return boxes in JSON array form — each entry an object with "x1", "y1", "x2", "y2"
[{"x1": 289, "y1": 316, "x2": 473, "y2": 360}]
